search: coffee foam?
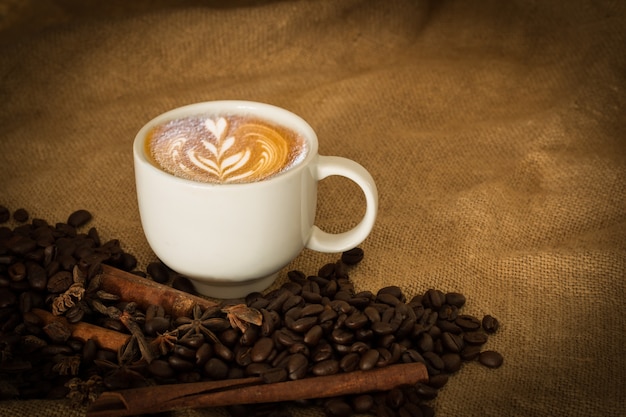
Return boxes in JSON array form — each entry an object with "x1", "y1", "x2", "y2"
[{"x1": 146, "y1": 114, "x2": 308, "y2": 184}]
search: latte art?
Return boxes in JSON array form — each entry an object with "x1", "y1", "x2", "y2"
[{"x1": 146, "y1": 114, "x2": 308, "y2": 184}]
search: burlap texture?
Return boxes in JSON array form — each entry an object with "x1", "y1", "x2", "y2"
[{"x1": 1, "y1": 0, "x2": 625, "y2": 416}]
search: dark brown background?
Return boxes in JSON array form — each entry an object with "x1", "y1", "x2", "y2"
[{"x1": 1, "y1": 1, "x2": 625, "y2": 416}]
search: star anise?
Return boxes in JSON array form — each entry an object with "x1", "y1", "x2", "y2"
[
  {"x1": 174, "y1": 304, "x2": 229, "y2": 343},
  {"x1": 94, "y1": 336, "x2": 149, "y2": 390},
  {"x1": 221, "y1": 303, "x2": 263, "y2": 333},
  {"x1": 52, "y1": 354, "x2": 81, "y2": 376},
  {"x1": 93, "y1": 301, "x2": 154, "y2": 363},
  {"x1": 65, "y1": 375, "x2": 104, "y2": 407},
  {"x1": 149, "y1": 329, "x2": 179, "y2": 357}
]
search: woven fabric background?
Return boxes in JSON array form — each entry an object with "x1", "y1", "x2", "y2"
[{"x1": 1, "y1": 1, "x2": 625, "y2": 416}]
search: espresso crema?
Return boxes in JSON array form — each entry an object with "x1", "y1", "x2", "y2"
[{"x1": 146, "y1": 114, "x2": 308, "y2": 184}]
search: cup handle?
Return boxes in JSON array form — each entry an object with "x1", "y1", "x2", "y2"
[{"x1": 306, "y1": 155, "x2": 379, "y2": 253}]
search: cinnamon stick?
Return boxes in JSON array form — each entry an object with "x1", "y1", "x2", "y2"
[
  {"x1": 31, "y1": 308, "x2": 129, "y2": 351},
  {"x1": 87, "y1": 361, "x2": 428, "y2": 417},
  {"x1": 99, "y1": 264, "x2": 218, "y2": 318}
]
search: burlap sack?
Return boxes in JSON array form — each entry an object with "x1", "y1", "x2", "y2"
[{"x1": 1, "y1": 0, "x2": 625, "y2": 416}]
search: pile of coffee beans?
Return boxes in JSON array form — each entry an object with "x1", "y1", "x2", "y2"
[{"x1": 0, "y1": 205, "x2": 502, "y2": 417}]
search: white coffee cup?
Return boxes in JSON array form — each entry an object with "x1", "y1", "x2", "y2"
[{"x1": 133, "y1": 101, "x2": 378, "y2": 298}]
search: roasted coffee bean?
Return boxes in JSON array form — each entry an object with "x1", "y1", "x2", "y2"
[
  {"x1": 240, "y1": 325, "x2": 260, "y2": 346},
  {"x1": 289, "y1": 316, "x2": 318, "y2": 333},
  {"x1": 331, "y1": 328, "x2": 354, "y2": 345},
  {"x1": 359, "y1": 348, "x2": 380, "y2": 371},
  {"x1": 43, "y1": 320, "x2": 72, "y2": 344},
  {"x1": 220, "y1": 328, "x2": 240, "y2": 347},
  {"x1": 251, "y1": 337, "x2": 274, "y2": 362},
  {"x1": 414, "y1": 382, "x2": 438, "y2": 400},
  {"x1": 261, "y1": 366, "x2": 288, "y2": 384},
  {"x1": 464, "y1": 331, "x2": 488, "y2": 345},
  {"x1": 339, "y1": 352, "x2": 360, "y2": 373},
  {"x1": 455, "y1": 314, "x2": 481, "y2": 331},
  {"x1": 428, "y1": 373, "x2": 449, "y2": 389},
  {"x1": 353, "y1": 394, "x2": 375, "y2": 414},
  {"x1": 213, "y1": 343, "x2": 234, "y2": 362},
  {"x1": 460, "y1": 344, "x2": 482, "y2": 361},
  {"x1": 283, "y1": 295, "x2": 304, "y2": 312},
  {"x1": 441, "y1": 353, "x2": 462, "y2": 373},
  {"x1": 441, "y1": 332, "x2": 464, "y2": 353},
  {"x1": 147, "y1": 262, "x2": 170, "y2": 284},
  {"x1": 436, "y1": 319, "x2": 462, "y2": 334},
  {"x1": 8, "y1": 262, "x2": 26, "y2": 282},
  {"x1": 341, "y1": 247, "x2": 364, "y2": 265},
  {"x1": 149, "y1": 359, "x2": 176, "y2": 379},
  {"x1": 423, "y1": 289, "x2": 446, "y2": 310},
  {"x1": 194, "y1": 343, "x2": 212, "y2": 365},
  {"x1": 173, "y1": 344, "x2": 196, "y2": 360},
  {"x1": 144, "y1": 317, "x2": 171, "y2": 336},
  {"x1": 479, "y1": 350, "x2": 504, "y2": 368},
  {"x1": 304, "y1": 324, "x2": 323, "y2": 346},
  {"x1": 371, "y1": 321, "x2": 394, "y2": 336},
  {"x1": 266, "y1": 290, "x2": 290, "y2": 312},
  {"x1": 67, "y1": 209, "x2": 92, "y2": 228},
  {"x1": 301, "y1": 290, "x2": 323, "y2": 304},
  {"x1": 311, "y1": 359, "x2": 339, "y2": 376},
  {"x1": 416, "y1": 332, "x2": 434, "y2": 352},
  {"x1": 25, "y1": 262, "x2": 47, "y2": 291},
  {"x1": 169, "y1": 355, "x2": 195, "y2": 372},
  {"x1": 324, "y1": 398, "x2": 353, "y2": 417},
  {"x1": 301, "y1": 303, "x2": 325, "y2": 317},
  {"x1": 344, "y1": 311, "x2": 368, "y2": 329},
  {"x1": 318, "y1": 306, "x2": 338, "y2": 323},
  {"x1": 13, "y1": 208, "x2": 29, "y2": 223},
  {"x1": 235, "y1": 346, "x2": 253, "y2": 367},
  {"x1": 376, "y1": 347, "x2": 393, "y2": 367},
  {"x1": 0, "y1": 205, "x2": 9, "y2": 223},
  {"x1": 422, "y1": 351, "x2": 444, "y2": 372},
  {"x1": 204, "y1": 357, "x2": 229, "y2": 379},
  {"x1": 287, "y1": 269, "x2": 307, "y2": 285},
  {"x1": 171, "y1": 275, "x2": 197, "y2": 294},
  {"x1": 482, "y1": 314, "x2": 500, "y2": 333},
  {"x1": 287, "y1": 353, "x2": 309, "y2": 380},
  {"x1": 246, "y1": 362, "x2": 273, "y2": 377},
  {"x1": 46, "y1": 270, "x2": 73, "y2": 293},
  {"x1": 311, "y1": 341, "x2": 333, "y2": 362}
]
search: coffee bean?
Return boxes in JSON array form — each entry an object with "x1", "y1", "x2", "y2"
[
  {"x1": 460, "y1": 345, "x2": 482, "y2": 361},
  {"x1": 482, "y1": 314, "x2": 500, "y2": 333},
  {"x1": 311, "y1": 341, "x2": 333, "y2": 362},
  {"x1": 331, "y1": 328, "x2": 354, "y2": 345},
  {"x1": 251, "y1": 337, "x2": 274, "y2": 362},
  {"x1": 169, "y1": 355, "x2": 194, "y2": 372},
  {"x1": 464, "y1": 331, "x2": 488, "y2": 345},
  {"x1": 441, "y1": 353, "x2": 462, "y2": 373},
  {"x1": 147, "y1": 262, "x2": 170, "y2": 284},
  {"x1": 261, "y1": 367, "x2": 288, "y2": 384},
  {"x1": 0, "y1": 206, "x2": 9, "y2": 223},
  {"x1": 287, "y1": 353, "x2": 308, "y2": 380},
  {"x1": 444, "y1": 292, "x2": 465, "y2": 308},
  {"x1": 339, "y1": 352, "x2": 360, "y2": 373},
  {"x1": 67, "y1": 210, "x2": 92, "y2": 228},
  {"x1": 341, "y1": 247, "x2": 364, "y2": 265},
  {"x1": 423, "y1": 289, "x2": 446, "y2": 310},
  {"x1": 359, "y1": 349, "x2": 380, "y2": 371},
  {"x1": 303, "y1": 324, "x2": 323, "y2": 346},
  {"x1": 441, "y1": 332, "x2": 464, "y2": 353},
  {"x1": 325, "y1": 398, "x2": 353, "y2": 417},
  {"x1": 352, "y1": 394, "x2": 374, "y2": 414},
  {"x1": 479, "y1": 350, "x2": 503, "y2": 368},
  {"x1": 455, "y1": 314, "x2": 481, "y2": 331},
  {"x1": 414, "y1": 382, "x2": 438, "y2": 400},
  {"x1": 289, "y1": 316, "x2": 318, "y2": 333},
  {"x1": 311, "y1": 359, "x2": 339, "y2": 376},
  {"x1": 13, "y1": 208, "x2": 29, "y2": 223},
  {"x1": 204, "y1": 357, "x2": 229, "y2": 379},
  {"x1": 144, "y1": 317, "x2": 171, "y2": 336},
  {"x1": 148, "y1": 359, "x2": 175, "y2": 379},
  {"x1": 194, "y1": 343, "x2": 212, "y2": 365}
]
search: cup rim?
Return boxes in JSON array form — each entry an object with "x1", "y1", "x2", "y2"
[{"x1": 133, "y1": 100, "x2": 319, "y2": 188}]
